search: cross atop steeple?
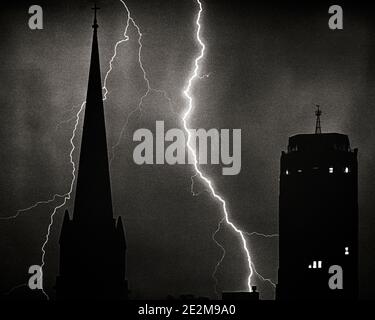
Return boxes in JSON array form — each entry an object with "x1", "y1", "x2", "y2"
[
  {"x1": 91, "y1": 3, "x2": 100, "y2": 29},
  {"x1": 315, "y1": 105, "x2": 322, "y2": 134}
]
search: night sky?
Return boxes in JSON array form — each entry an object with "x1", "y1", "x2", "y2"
[{"x1": 0, "y1": 0, "x2": 374, "y2": 300}]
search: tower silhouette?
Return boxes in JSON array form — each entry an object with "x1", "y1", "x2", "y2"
[
  {"x1": 276, "y1": 109, "x2": 358, "y2": 299},
  {"x1": 55, "y1": 7, "x2": 128, "y2": 299}
]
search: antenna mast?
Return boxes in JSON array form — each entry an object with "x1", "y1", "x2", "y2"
[{"x1": 315, "y1": 105, "x2": 322, "y2": 134}]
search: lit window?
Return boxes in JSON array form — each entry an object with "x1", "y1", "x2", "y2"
[
  {"x1": 345, "y1": 247, "x2": 349, "y2": 255},
  {"x1": 344, "y1": 167, "x2": 350, "y2": 173},
  {"x1": 298, "y1": 169, "x2": 302, "y2": 173},
  {"x1": 285, "y1": 170, "x2": 289, "y2": 175},
  {"x1": 310, "y1": 260, "x2": 322, "y2": 269},
  {"x1": 329, "y1": 167, "x2": 334, "y2": 173}
]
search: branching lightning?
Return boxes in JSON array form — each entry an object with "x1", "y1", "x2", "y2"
[
  {"x1": 2, "y1": 0, "x2": 278, "y2": 300},
  {"x1": 211, "y1": 221, "x2": 278, "y2": 297},
  {"x1": 251, "y1": 262, "x2": 276, "y2": 288},
  {"x1": 39, "y1": 101, "x2": 85, "y2": 299},
  {"x1": 39, "y1": 0, "x2": 175, "y2": 299},
  {"x1": 245, "y1": 231, "x2": 279, "y2": 238},
  {"x1": 3, "y1": 0, "x2": 177, "y2": 299},
  {"x1": 211, "y1": 218, "x2": 225, "y2": 298},
  {"x1": 109, "y1": 0, "x2": 179, "y2": 164},
  {"x1": 36, "y1": 1, "x2": 138, "y2": 300},
  {"x1": 185, "y1": 0, "x2": 278, "y2": 296},
  {"x1": 182, "y1": 0, "x2": 254, "y2": 292},
  {"x1": 0, "y1": 193, "x2": 67, "y2": 221},
  {"x1": 2, "y1": 283, "x2": 27, "y2": 296}
]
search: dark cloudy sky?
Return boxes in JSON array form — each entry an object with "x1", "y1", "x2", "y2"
[{"x1": 0, "y1": 0, "x2": 374, "y2": 300}]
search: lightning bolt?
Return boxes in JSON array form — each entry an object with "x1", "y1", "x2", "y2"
[
  {"x1": 4, "y1": 0, "x2": 180, "y2": 299},
  {"x1": 55, "y1": 104, "x2": 83, "y2": 130},
  {"x1": 0, "y1": 194, "x2": 67, "y2": 221},
  {"x1": 39, "y1": 101, "x2": 85, "y2": 299},
  {"x1": 251, "y1": 262, "x2": 276, "y2": 288},
  {"x1": 198, "y1": 72, "x2": 211, "y2": 80},
  {"x1": 211, "y1": 218, "x2": 225, "y2": 298},
  {"x1": 2, "y1": 283, "x2": 27, "y2": 296},
  {"x1": 184, "y1": 0, "x2": 279, "y2": 298},
  {"x1": 244, "y1": 231, "x2": 279, "y2": 238},
  {"x1": 1, "y1": 98, "x2": 84, "y2": 299},
  {"x1": 33, "y1": 0, "x2": 137, "y2": 298},
  {"x1": 211, "y1": 220, "x2": 277, "y2": 298},
  {"x1": 3, "y1": 0, "x2": 277, "y2": 300},
  {"x1": 38, "y1": 0, "x2": 161, "y2": 299},
  {"x1": 109, "y1": 0, "x2": 179, "y2": 165},
  {"x1": 182, "y1": 0, "x2": 254, "y2": 293}
]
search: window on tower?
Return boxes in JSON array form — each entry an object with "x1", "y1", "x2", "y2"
[
  {"x1": 329, "y1": 167, "x2": 334, "y2": 173},
  {"x1": 345, "y1": 167, "x2": 350, "y2": 173}
]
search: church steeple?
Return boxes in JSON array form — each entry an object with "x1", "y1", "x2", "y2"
[
  {"x1": 73, "y1": 6, "x2": 113, "y2": 224},
  {"x1": 56, "y1": 7, "x2": 128, "y2": 299}
]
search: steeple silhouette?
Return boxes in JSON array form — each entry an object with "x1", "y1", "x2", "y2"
[
  {"x1": 73, "y1": 4, "x2": 113, "y2": 224},
  {"x1": 56, "y1": 8, "x2": 128, "y2": 300}
]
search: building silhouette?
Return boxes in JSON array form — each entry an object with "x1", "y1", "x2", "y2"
[
  {"x1": 55, "y1": 6, "x2": 128, "y2": 299},
  {"x1": 276, "y1": 107, "x2": 358, "y2": 299},
  {"x1": 222, "y1": 286, "x2": 260, "y2": 300}
]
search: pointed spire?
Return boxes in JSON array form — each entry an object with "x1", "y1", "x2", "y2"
[
  {"x1": 56, "y1": 7, "x2": 129, "y2": 300},
  {"x1": 92, "y1": 3, "x2": 100, "y2": 30},
  {"x1": 315, "y1": 105, "x2": 322, "y2": 134},
  {"x1": 73, "y1": 7, "x2": 113, "y2": 223}
]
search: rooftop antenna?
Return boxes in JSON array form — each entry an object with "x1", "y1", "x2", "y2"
[{"x1": 315, "y1": 105, "x2": 322, "y2": 134}]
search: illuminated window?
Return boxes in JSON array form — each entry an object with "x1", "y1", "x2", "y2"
[
  {"x1": 285, "y1": 170, "x2": 289, "y2": 175},
  {"x1": 329, "y1": 167, "x2": 334, "y2": 173},
  {"x1": 309, "y1": 260, "x2": 323, "y2": 269},
  {"x1": 298, "y1": 169, "x2": 302, "y2": 173},
  {"x1": 344, "y1": 167, "x2": 350, "y2": 173},
  {"x1": 345, "y1": 247, "x2": 349, "y2": 255}
]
